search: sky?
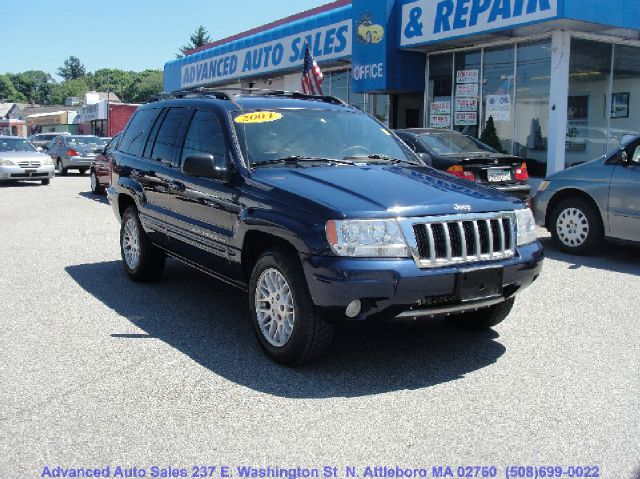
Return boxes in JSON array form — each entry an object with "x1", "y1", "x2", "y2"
[{"x1": 0, "y1": 0, "x2": 329, "y2": 79}]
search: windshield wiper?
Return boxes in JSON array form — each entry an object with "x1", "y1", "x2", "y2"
[
  {"x1": 252, "y1": 156, "x2": 356, "y2": 167},
  {"x1": 343, "y1": 154, "x2": 418, "y2": 165}
]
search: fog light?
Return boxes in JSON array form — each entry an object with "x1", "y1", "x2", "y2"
[{"x1": 345, "y1": 299, "x2": 362, "y2": 318}]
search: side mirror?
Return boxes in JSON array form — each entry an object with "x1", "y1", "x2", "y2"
[
  {"x1": 182, "y1": 153, "x2": 231, "y2": 181},
  {"x1": 418, "y1": 152, "x2": 433, "y2": 166},
  {"x1": 618, "y1": 148, "x2": 629, "y2": 164},
  {"x1": 37, "y1": 146, "x2": 44, "y2": 152}
]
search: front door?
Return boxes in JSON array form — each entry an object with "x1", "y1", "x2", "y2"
[{"x1": 608, "y1": 141, "x2": 640, "y2": 242}]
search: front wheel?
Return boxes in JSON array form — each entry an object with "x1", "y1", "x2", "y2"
[
  {"x1": 57, "y1": 159, "x2": 67, "y2": 176},
  {"x1": 550, "y1": 197, "x2": 603, "y2": 254},
  {"x1": 249, "y1": 249, "x2": 334, "y2": 366},
  {"x1": 41, "y1": 179, "x2": 50, "y2": 185},
  {"x1": 448, "y1": 297, "x2": 515, "y2": 330},
  {"x1": 90, "y1": 170, "x2": 104, "y2": 194},
  {"x1": 120, "y1": 206, "x2": 165, "y2": 282}
]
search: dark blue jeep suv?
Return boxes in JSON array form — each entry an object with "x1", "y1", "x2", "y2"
[{"x1": 108, "y1": 90, "x2": 543, "y2": 365}]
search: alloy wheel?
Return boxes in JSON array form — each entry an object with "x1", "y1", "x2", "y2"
[
  {"x1": 122, "y1": 217, "x2": 141, "y2": 270},
  {"x1": 255, "y1": 268, "x2": 295, "y2": 347}
]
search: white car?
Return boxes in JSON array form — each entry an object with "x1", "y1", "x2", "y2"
[{"x1": 0, "y1": 136, "x2": 55, "y2": 185}]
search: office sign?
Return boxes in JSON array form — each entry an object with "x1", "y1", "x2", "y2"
[{"x1": 401, "y1": 0, "x2": 558, "y2": 47}]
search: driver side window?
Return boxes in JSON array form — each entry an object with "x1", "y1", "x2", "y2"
[{"x1": 631, "y1": 145, "x2": 640, "y2": 164}]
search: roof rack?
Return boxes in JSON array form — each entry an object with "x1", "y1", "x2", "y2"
[{"x1": 152, "y1": 87, "x2": 348, "y2": 106}]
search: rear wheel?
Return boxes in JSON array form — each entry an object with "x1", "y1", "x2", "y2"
[
  {"x1": 550, "y1": 197, "x2": 603, "y2": 254},
  {"x1": 90, "y1": 170, "x2": 104, "y2": 194},
  {"x1": 120, "y1": 206, "x2": 165, "y2": 282},
  {"x1": 249, "y1": 249, "x2": 334, "y2": 366},
  {"x1": 448, "y1": 298, "x2": 515, "y2": 330}
]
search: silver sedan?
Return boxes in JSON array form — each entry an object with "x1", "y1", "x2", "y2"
[
  {"x1": 532, "y1": 136, "x2": 640, "y2": 254},
  {"x1": 0, "y1": 136, "x2": 55, "y2": 185},
  {"x1": 47, "y1": 135, "x2": 107, "y2": 176}
]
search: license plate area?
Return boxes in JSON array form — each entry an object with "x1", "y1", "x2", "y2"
[
  {"x1": 455, "y1": 267, "x2": 503, "y2": 302},
  {"x1": 487, "y1": 168, "x2": 512, "y2": 182}
]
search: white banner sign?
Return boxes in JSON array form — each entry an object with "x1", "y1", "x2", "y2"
[
  {"x1": 180, "y1": 20, "x2": 352, "y2": 88},
  {"x1": 486, "y1": 94, "x2": 511, "y2": 121},
  {"x1": 401, "y1": 0, "x2": 558, "y2": 46},
  {"x1": 430, "y1": 114, "x2": 451, "y2": 128},
  {"x1": 455, "y1": 83, "x2": 478, "y2": 98},
  {"x1": 431, "y1": 100, "x2": 451, "y2": 115},
  {"x1": 455, "y1": 97, "x2": 478, "y2": 113},
  {"x1": 456, "y1": 69, "x2": 479, "y2": 84},
  {"x1": 455, "y1": 111, "x2": 478, "y2": 126}
]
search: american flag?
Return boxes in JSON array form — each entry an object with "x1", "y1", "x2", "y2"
[{"x1": 301, "y1": 44, "x2": 324, "y2": 95}]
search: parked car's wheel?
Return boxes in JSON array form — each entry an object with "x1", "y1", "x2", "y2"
[
  {"x1": 550, "y1": 197, "x2": 603, "y2": 254},
  {"x1": 79, "y1": 168, "x2": 88, "y2": 175},
  {"x1": 120, "y1": 206, "x2": 165, "y2": 282},
  {"x1": 56, "y1": 159, "x2": 67, "y2": 176},
  {"x1": 448, "y1": 297, "x2": 515, "y2": 330},
  {"x1": 90, "y1": 170, "x2": 104, "y2": 194},
  {"x1": 249, "y1": 248, "x2": 334, "y2": 366},
  {"x1": 41, "y1": 179, "x2": 50, "y2": 186}
]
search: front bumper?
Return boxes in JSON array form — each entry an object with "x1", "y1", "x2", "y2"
[
  {"x1": 0, "y1": 164, "x2": 55, "y2": 180},
  {"x1": 531, "y1": 189, "x2": 553, "y2": 227},
  {"x1": 301, "y1": 241, "x2": 543, "y2": 319}
]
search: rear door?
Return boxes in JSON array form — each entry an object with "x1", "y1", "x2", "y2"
[
  {"x1": 166, "y1": 108, "x2": 240, "y2": 275},
  {"x1": 608, "y1": 140, "x2": 640, "y2": 241}
]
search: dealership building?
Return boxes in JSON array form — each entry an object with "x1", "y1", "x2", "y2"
[{"x1": 163, "y1": 0, "x2": 640, "y2": 177}]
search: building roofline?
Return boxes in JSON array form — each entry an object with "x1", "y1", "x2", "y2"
[{"x1": 185, "y1": 0, "x2": 352, "y2": 56}]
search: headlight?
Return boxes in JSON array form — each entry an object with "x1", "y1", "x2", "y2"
[
  {"x1": 325, "y1": 219, "x2": 410, "y2": 257},
  {"x1": 40, "y1": 156, "x2": 53, "y2": 165},
  {"x1": 0, "y1": 158, "x2": 15, "y2": 166},
  {"x1": 515, "y1": 208, "x2": 537, "y2": 246}
]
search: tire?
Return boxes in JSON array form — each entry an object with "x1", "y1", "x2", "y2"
[
  {"x1": 79, "y1": 168, "x2": 88, "y2": 175},
  {"x1": 120, "y1": 206, "x2": 165, "y2": 282},
  {"x1": 550, "y1": 197, "x2": 603, "y2": 255},
  {"x1": 448, "y1": 297, "x2": 515, "y2": 330},
  {"x1": 249, "y1": 248, "x2": 334, "y2": 366},
  {"x1": 90, "y1": 170, "x2": 104, "y2": 194},
  {"x1": 41, "y1": 179, "x2": 50, "y2": 185},
  {"x1": 57, "y1": 159, "x2": 67, "y2": 176}
]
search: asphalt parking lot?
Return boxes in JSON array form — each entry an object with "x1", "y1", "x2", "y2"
[{"x1": 1, "y1": 176, "x2": 639, "y2": 478}]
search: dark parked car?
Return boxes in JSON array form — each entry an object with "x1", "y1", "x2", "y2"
[
  {"x1": 90, "y1": 133, "x2": 121, "y2": 194},
  {"x1": 108, "y1": 90, "x2": 543, "y2": 365},
  {"x1": 395, "y1": 129, "x2": 531, "y2": 200},
  {"x1": 532, "y1": 136, "x2": 640, "y2": 254}
]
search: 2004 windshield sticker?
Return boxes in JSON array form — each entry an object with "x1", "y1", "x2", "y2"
[{"x1": 235, "y1": 112, "x2": 283, "y2": 124}]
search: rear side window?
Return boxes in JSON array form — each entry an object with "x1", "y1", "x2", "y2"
[
  {"x1": 119, "y1": 108, "x2": 161, "y2": 157},
  {"x1": 181, "y1": 109, "x2": 227, "y2": 165},
  {"x1": 150, "y1": 107, "x2": 192, "y2": 166}
]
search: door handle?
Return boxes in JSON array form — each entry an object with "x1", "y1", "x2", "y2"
[{"x1": 168, "y1": 180, "x2": 185, "y2": 192}]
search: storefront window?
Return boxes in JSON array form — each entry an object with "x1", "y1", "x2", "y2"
[
  {"x1": 482, "y1": 46, "x2": 515, "y2": 154},
  {"x1": 567, "y1": 39, "x2": 613, "y2": 167},
  {"x1": 610, "y1": 45, "x2": 640, "y2": 147},
  {"x1": 369, "y1": 94, "x2": 390, "y2": 125},
  {"x1": 453, "y1": 50, "x2": 481, "y2": 137},
  {"x1": 427, "y1": 53, "x2": 453, "y2": 130},
  {"x1": 515, "y1": 40, "x2": 552, "y2": 177},
  {"x1": 327, "y1": 70, "x2": 349, "y2": 104}
]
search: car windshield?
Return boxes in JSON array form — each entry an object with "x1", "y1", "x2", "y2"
[
  {"x1": 419, "y1": 133, "x2": 496, "y2": 155},
  {"x1": 233, "y1": 108, "x2": 414, "y2": 166},
  {"x1": 0, "y1": 138, "x2": 38, "y2": 153},
  {"x1": 67, "y1": 136, "x2": 101, "y2": 145}
]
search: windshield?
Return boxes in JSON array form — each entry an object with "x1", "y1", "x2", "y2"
[
  {"x1": 67, "y1": 136, "x2": 101, "y2": 146},
  {"x1": 0, "y1": 138, "x2": 38, "y2": 153},
  {"x1": 233, "y1": 109, "x2": 413, "y2": 165},
  {"x1": 419, "y1": 133, "x2": 496, "y2": 155}
]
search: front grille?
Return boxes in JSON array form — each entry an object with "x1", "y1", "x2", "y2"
[
  {"x1": 17, "y1": 160, "x2": 42, "y2": 168},
  {"x1": 406, "y1": 212, "x2": 516, "y2": 268}
]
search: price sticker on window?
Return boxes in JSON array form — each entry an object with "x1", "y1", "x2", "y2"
[{"x1": 234, "y1": 111, "x2": 283, "y2": 124}]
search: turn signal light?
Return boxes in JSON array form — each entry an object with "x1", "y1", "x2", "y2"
[
  {"x1": 67, "y1": 148, "x2": 79, "y2": 157},
  {"x1": 447, "y1": 165, "x2": 476, "y2": 181},
  {"x1": 515, "y1": 162, "x2": 529, "y2": 181}
]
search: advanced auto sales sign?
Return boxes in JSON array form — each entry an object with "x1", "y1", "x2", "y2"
[{"x1": 401, "y1": 0, "x2": 558, "y2": 46}]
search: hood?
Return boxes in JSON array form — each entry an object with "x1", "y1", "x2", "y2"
[
  {"x1": 252, "y1": 164, "x2": 523, "y2": 218},
  {"x1": 0, "y1": 151, "x2": 52, "y2": 162},
  {"x1": 547, "y1": 155, "x2": 608, "y2": 180}
]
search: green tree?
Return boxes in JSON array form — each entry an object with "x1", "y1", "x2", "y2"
[
  {"x1": 57, "y1": 56, "x2": 86, "y2": 81},
  {"x1": 50, "y1": 78, "x2": 90, "y2": 104},
  {"x1": 480, "y1": 116, "x2": 505, "y2": 153},
  {"x1": 124, "y1": 70, "x2": 163, "y2": 103},
  {"x1": 86, "y1": 68, "x2": 132, "y2": 100},
  {"x1": 0, "y1": 74, "x2": 26, "y2": 102},
  {"x1": 177, "y1": 25, "x2": 211, "y2": 58},
  {"x1": 8, "y1": 70, "x2": 54, "y2": 104}
]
